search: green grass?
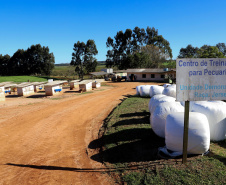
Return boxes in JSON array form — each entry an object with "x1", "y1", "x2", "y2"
[
  {"x1": 92, "y1": 96, "x2": 226, "y2": 185},
  {"x1": 0, "y1": 76, "x2": 48, "y2": 83}
]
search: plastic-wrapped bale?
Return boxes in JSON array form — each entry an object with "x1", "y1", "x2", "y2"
[
  {"x1": 136, "y1": 85, "x2": 141, "y2": 96},
  {"x1": 180, "y1": 101, "x2": 203, "y2": 111},
  {"x1": 150, "y1": 85, "x2": 164, "y2": 97},
  {"x1": 191, "y1": 101, "x2": 226, "y2": 141},
  {"x1": 139, "y1": 85, "x2": 152, "y2": 97},
  {"x1": 163, "y1": 84, "x2": 176, "y2": 98},
  {"x1": 148, "y1": 94, "x2": 166, "y2": 112},
  {"x1": 163, "y1": 83, "x2": 170, "y2": 88},
  {"x1": 150, "y1": 102, "x2": 184, "y2": 138},
  {"x1": 149, "y1": 95, "x2": 176, "y2": 114},
  {"x1": 165, "y1": 112, "x2": 210, "y2": 155}
]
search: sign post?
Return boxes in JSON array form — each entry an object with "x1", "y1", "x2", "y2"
[
  {"x1": 182, "y1": 101, "x2": 189, "y2": 164},
  {"x1": 176, "y1": 58, "x2": 226, "y2": 164}
]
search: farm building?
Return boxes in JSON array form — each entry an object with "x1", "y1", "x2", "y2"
[
  {"x1": 17, "y1": 83, "x2": 35, "y2": 96},
  {"x1": 126, "y1": 68, "x2": 176, "y2": 82},
  {"x1": 89, "y1": 71, "x2": 110, "y2": 79},
  {"x1": 44, "y1": 81, "x2": 67, "y2": 96},
  {"x1": 90, "y1": 69, "x2": 114, "y2": 80},
  {"x1": 78, "y1": 80, "x2": 92, "y2": 92},
  {"x1": 32, "y1": 82, "x2": 46, "y2": 92},
  {"x1": 3, "y1": 83, "x2": 18, "y2": 95},
  {"x1": 69, "y1": 80, "x2": 80, "y2": 90}
]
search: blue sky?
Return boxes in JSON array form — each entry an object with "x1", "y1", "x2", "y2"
[{"x1": 0, "y1": 0, "x2": 226, "y2": 64}]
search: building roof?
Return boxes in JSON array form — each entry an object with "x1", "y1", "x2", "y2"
[
  {"x1": 90, "y1": 71, "x2": 109, "y2": 76},
  {"x1": 114, "y1": 70, "x2": 127, "y2": 73},
  {"x1": 17, "y1": 83, "x2": 34, "y2": 88},
  {"x1": 44, "y1": 80, "x2": 67, "y2": 87},
  {"x1": 0, "y1": 82, "x2": 13, "y2": 87},
  {"x1": 126, "y1": 68, "x2": 175, "y2": 73},
  {"x1": 31, "y1": 82, "x2": 47, "y2": 86}
]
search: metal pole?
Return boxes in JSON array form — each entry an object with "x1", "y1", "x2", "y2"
[{"x1": 182, "y1": 101, "x2": 190, "y2": 164}]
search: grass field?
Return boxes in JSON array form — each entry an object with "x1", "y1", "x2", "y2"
[
  {"x1": 0, "y1": 76, "x2": 49, "y2": 83},
  {"x1": 92, "y1": 96, "x2": 226, "y2": 185},
  {"x1": 51, "y1": 63, "x2": 117, "y2": 79}
]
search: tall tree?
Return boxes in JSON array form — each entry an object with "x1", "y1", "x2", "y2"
[
  {"x1": 26, "y1": 44, "x2": 55, "y2": 75},
  {"x1": 71, "y1": 39, "x2": 98, "y2": 80},
  {"x1": 8, "y1": 49, "x2": 26, "y2": 75},
  {"x1": 178, "y1": 44, "x2": 226, "y2": 59},
  {"x1": 198, "y1": 45, "x2": 225, "y2": 58},
  {"x1": 216, "y1": 43, "x2": 226, "y2": 56},
  {"x1": 106, "y1": 26, "x2": 172, "y2": 69},
  {"x1": 178, "y1": 44, "x2": 199, "y2": 58},
  {"x1": 0, "y1": 54, "x2": 10, "y2": 75},
  {"x1": 0, "y1": 44, "x2": 55, "y2": 76}
]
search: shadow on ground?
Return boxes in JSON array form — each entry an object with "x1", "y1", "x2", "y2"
[
  {"x1": 5, "y1": 95, "x2": 20, "y2": 98},
  {"x1": 27, "y1": 94, "x2": 47, "y2": 98},
  {"x1": 89, "y1": 127, "x2": 165, "y2": 164}
]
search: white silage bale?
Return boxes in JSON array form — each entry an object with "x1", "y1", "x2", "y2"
[
  {"x1": 165, "y1": 112, "x2": 210, "y2": 154},
  {"x1": 163, "y1": 84, "x2": 176, "y2": 98},
  {"x1": 150, "y1": 102, "x2": 184, "y2": 138},
  {"x1": 148, "y1": 94, "x2": 166, "y2": 112},
  {"x1": 163, "y1": 83, "x2": 170, "y2": 88},
  {"x1": 150, "y1": 96, "x2": 176, "y2": 114},
  {"x1": 180, "y1": 101, "x2": 203, "y2": 111},
  {"x1": 139, "y1": 85, "x2": 152, "y2": 97},
  {"x1": 191, "y1": 101, "x2": 226, "y2": 141},
  {"x1": 136, "y1": 85, "x2": 141, "y2": 96},
  {"x1": 150, "y1": 85, "x2": 164, "y2": 97}
]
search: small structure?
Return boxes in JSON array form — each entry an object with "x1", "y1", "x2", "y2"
[
  {"x1": 78, "y1": 80, "x2": 92, "y2": 92},
  {"x1": 0, "y1": 85, "x2": 5, "y2": 101},
  {"x1": 90, "y1": 69, "x2": 114, "y2": 80},
  {"x1": 3, "y1": 82, "x2": 17, "y2": 95},
  {"x1": 69, "y1": 80, "x2": 80, "y2": 90},
  {"x1": 92, "y1": 80, "x2": 101, "y2": 89},
  {"x1": 126, "y1": 68, "x2": 176, "y2": 82},
  {"x1": 17, "y1": 83, "x2": 35, "y2": 96},
  {"x1": 32, "y1": 82, "x2": 46, "y2": 92},
  {"x1": 44, "y1": 81, "x2": 67, "y2": 96}
]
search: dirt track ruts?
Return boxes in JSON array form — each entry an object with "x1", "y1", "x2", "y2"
[{"x1": 0, "y1": 82, "x2": 160, "y2": 185}]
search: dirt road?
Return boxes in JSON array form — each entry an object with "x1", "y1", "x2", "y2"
[{"x1": 0, "y1": 82, "x2": 160, "y2": 185}]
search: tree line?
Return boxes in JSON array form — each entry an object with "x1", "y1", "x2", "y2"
[
  {"x1": 0, "y1": 44, "x2": 55, "y2": 76},
  {"x1": 1, "y1": 26, "x2": 226, "y2": 77},
  {"x1": 71, "y1": 26, "x2": 226, "y2": 79},
  {"x1": 178, "y1": 43, "x2": 226, "y2": 58}
]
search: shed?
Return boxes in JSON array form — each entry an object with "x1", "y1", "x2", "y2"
[
  {"x1": 17, "y1": 83, "x2": 35, "y2": 96},
  {"x1": 78, "y1": 80, "x2": 92, "y2": 92},
  {"x1": 3, "y1": 83, "x2": 17, "y2": 94},
  {"x1": 32, "y1": 82, "x2": 46, "y2": 92},
  {"x1": 126, "y1": 68, "x2": 176, "y2": 82},
  {"x1": 92, "y1": 79, "x2": 101, "y2": 89},
  {"x1": 69, "y1": 80, "x2": 80, "y2": 90},
  {"x1": 44, "y1": 81, "x2": 67, "y2": 96}
]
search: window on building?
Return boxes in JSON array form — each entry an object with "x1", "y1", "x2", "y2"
[
  {"x1": 151, "y1": 74, "x2": 155, "y2": 78},
  {"x1": 142, "y1": 74, "x2": 146, "y2": 78},
  {"x1": 161, "y1": 74, "x2": 165, "y2": 78}
]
